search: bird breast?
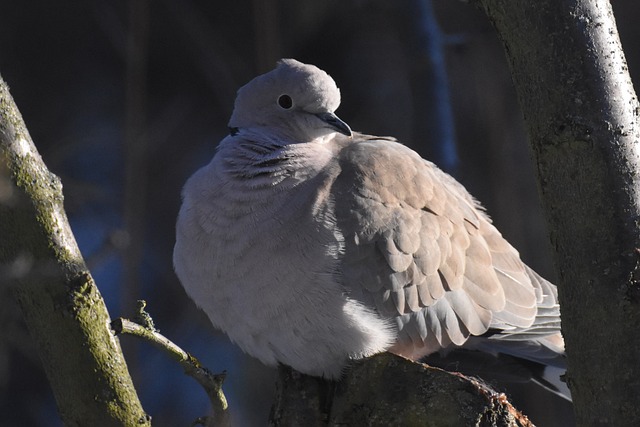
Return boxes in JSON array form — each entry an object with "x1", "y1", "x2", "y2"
[{"x1": 173, "y1": 149, "x2": 395, "y2": 378}]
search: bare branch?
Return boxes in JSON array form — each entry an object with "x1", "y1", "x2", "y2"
[
  {"x1": 474, "y1": 0, "x2": 640, "y2": 423},
  {"x1": 112, "y1": 303, "x2": 230, "y2": 427}
]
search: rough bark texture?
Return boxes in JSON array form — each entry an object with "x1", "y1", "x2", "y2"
[
  {"x1": 270, "y1": 353, "x2": 533, "y2": 427},
  {"x1": 474, "y1": 0, "x2": 640, "y2": 424},
  {"x1": 0, "y1": 76, "x2": 150, "y2": 426}
]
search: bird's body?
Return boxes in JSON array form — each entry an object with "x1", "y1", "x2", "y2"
[{"x1": 174, "y1": 59, "x2": 564, "y2": 379}]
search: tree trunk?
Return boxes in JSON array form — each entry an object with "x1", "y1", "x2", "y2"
[
  {"x1": 0, "y1": 76, "x2": 150, "y2": 426},
  {"x1": 474, "y1": 0, "x2": 640, "y2": 424}
]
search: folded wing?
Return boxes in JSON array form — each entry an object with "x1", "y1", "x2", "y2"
[{"x1": 334, "y1": 135, "x2": 564, "y2": 365}]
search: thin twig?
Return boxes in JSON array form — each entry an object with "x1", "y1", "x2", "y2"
[{"x1": 112, "y1": 303, "x2": 230, "y2": 427}]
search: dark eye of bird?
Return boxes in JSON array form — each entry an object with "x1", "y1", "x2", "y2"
[{"x1": 278, "y1": 94, "x2": 293, "y2": 109}]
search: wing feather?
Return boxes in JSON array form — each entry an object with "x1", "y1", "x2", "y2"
[{"x1": 334, "y1": 136, "x2": 563, "y2": 362}]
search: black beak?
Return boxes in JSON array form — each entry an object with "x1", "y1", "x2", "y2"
[{"x1": 316, "y1": 112, "x2": 352, "y2": 137}]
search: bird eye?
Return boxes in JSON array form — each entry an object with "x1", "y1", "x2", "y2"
[{"x1": 277, "y1": 94, "x2": 293, "y2": 109}]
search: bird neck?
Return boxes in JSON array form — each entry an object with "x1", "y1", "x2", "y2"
[{"x1": 217, "y1": 132, "x2": 337, "y2": 187}]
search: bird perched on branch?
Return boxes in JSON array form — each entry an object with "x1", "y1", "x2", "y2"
[{"x1": 173, "y1": 58, "x2": 565, "y2": 380}]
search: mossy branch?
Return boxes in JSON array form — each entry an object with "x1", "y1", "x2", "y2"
[
  {"x1": 0, "y1": 74, "x2": 150, "y2": 426},
  {"x1": 270, "y1": 353, "x2": 533, "y2": 427}
]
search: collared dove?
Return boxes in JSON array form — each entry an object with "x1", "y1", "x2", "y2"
[{"x1": 173, "y1": 58, "x2": 565, "y2": 379}]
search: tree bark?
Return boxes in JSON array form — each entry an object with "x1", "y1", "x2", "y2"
[
  {"x1": 474, "y1": 0, "x2": 640, "y2": 424},
  {"x1": 0, "y1": 76, "x2": 150, "y2": 426},
  {"x1": 270, "y1": 353, "x2": 533, "y2": 427}
]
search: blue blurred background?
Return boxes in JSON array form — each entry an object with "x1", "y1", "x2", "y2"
[{"x1": 2, "y1": 1, "x2": 639, "y2": 425}]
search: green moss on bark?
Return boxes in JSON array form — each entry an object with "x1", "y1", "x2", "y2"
[{"x1": 1, "y1": 75, "x2": 150, "y2": 427}]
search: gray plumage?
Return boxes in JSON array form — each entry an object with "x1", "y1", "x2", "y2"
[{"x1": 173, "y1": 58, "x2": 564, "y2": 379}]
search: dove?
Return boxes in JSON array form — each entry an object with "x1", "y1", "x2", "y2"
[{"x1": 173, "y1": 58, "x2": 565, "y2": 379}]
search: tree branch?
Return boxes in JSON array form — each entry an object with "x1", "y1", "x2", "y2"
[
  {"x1": 270, "y1": 353, "x2": 533, "y2": 427},
  {"x1": 474, "y1": 0, "x2": 640, "y2": 423},
  {"x1": 111, "y1": 302, "x2": 230, "y2": 427},
  {"x1": 0, "y1": 75, "x2": 150, "y2": 426}
]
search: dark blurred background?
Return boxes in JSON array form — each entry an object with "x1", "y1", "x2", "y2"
[{"x1": 2, "y1": 1, "x2": 638, "y2": 426}]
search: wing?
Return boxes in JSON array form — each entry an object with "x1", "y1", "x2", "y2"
[{"x1": 333, "y1": 135, "x2": 562, "y2": 362}]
